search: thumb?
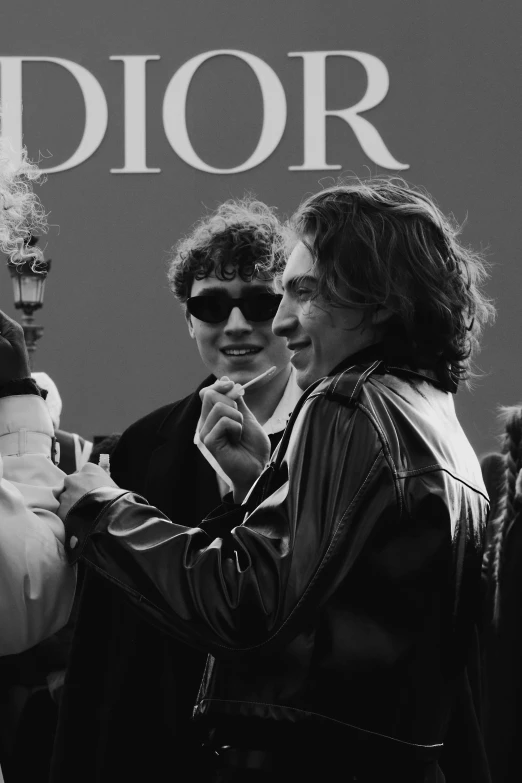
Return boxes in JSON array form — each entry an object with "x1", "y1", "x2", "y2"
[{"x1": 235, "y1": 394, "x2": 256, "y2": 422}]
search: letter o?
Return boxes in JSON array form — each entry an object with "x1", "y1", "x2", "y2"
[{"x1": 162, "y1": 50, "x2": 287, "y2": 174}]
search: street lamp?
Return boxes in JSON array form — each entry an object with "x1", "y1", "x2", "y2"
[{"x1": 7, "y1": 236, "x2": 51, "y2": 369}]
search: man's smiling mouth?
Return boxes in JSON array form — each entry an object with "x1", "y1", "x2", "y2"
[{"x1": 221, "y1": 346, "x2": 262, "y2": 357}]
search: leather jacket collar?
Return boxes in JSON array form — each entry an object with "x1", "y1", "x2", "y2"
[{"x1": 330, "y1": 342, "x2": 457, "y2": 394}]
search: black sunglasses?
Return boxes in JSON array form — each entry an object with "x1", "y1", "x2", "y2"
[{"x1": 186, "y1": 292, "x2": 283, "y2": 324}]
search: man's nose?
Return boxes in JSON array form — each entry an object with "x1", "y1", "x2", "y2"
[
  {"x1": 272, "y1": 296, "x2": 296, "y2": 337},
  {"x1": 224, "y1": 306, "x2": 253, "y2": 334}
]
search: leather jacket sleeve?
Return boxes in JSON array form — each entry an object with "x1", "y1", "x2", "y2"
[{"x1": 63, "y1": 391, "x2": 396, "y2": 655}]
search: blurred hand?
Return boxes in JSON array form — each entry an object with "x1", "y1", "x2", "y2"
[
  {"x1": 0, "y1": 310, "x2": 30, "y2": 385},
  {"x1": 199, "y1": 378, "x2": 270, "y2": 503},
  {"x1": 57, "y1": 462, "x2": 118, "y2": 521}
]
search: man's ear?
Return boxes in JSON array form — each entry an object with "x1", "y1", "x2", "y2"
[{"x1": 185, "y1": 307, "x2": 196, "y2": 339}]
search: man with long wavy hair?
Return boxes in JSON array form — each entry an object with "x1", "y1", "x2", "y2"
[
  {"x1": 0, "y1": 131, "x2": 75, "y2": 657},
  {"x1": 58, "y1": 179, "x2": 494, "y2": 782}
]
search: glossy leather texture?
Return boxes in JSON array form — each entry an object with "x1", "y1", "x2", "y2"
[{"x1": 65, "y1": 359, "x2": 489, "y2": 769}]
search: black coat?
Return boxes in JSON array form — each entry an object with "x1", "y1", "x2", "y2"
[
  {"x1": 51, "y1": 376, "x2": 284, "y2": 783},
  {"x1": 59, "y1": 359, "x2": 489, "y2": 782}
]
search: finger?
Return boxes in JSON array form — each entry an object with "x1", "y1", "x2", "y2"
[
  {"x1": 200, "y1": 388, "x2": 238, "y2": 422},
  {"x1": 204, "y1": 416, "x2": 243, "y2": 453},
  {"x1": 199, "y1": 379, "x2": 235, "y2": 403},
  {"x1": 225, "y1": 383, "x2": 245, "y2": 401},
  {"x1": 78, "y1": 462, "x2": 111, "y2": 478},
  {"x1": 199, "y1": 401, "x2": 243, "y2": 443}
]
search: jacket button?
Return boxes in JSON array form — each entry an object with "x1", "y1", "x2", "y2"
[{"x1": 69, "y1": 536, "x2": 79, "y2": 549}]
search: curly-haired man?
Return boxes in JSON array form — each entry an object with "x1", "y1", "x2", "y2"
[{"x1": 50, "y1": 198, "x2": 301, "y2": 783}]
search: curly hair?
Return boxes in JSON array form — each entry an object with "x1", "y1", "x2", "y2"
[
  {"x1": 167, "y1": 197, "x2": 287, "y2": 303},
  {"x1": 0, "y1": 125, "x2": 47, "y2": 268},
  {"x1": 287, "y1": 177, "x2": 495, "y2": 388},
  {"x1": 487, "y1": 405, "x2": 522, "y2": 625}
]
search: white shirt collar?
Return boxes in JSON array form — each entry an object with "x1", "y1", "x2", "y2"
[{"x1": 261, "y1": 367, "x2": 302, "y2": 436}]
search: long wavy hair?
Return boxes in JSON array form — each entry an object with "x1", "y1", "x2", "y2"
[
  {"x1": 0, "y1": 121, "x2": 47, "y2": 267},
  {"x1": 487, "y1": 406, "x2": 522, "y2": 625},
  {"x1": 288, "y1": 178, "x2": 495, "y2": 388},
  {"x1": 167, "y1": 196, "x2": 286, "y2": 302}
]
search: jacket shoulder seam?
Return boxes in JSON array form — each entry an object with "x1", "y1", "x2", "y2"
[
  {"x1": 398, "y1": 464, "x2": 490, "y2": 502},
  {"x1": 357, "y1": 400, "x2": 405, "y2": 517}
]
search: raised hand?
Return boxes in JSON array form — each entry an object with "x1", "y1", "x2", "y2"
[
  {"x1": 0, "y1": 310, "x2": 30, "y2": 385},
  {"x1": 199, "y1": 378, "x2": 271, "y2": 502}
]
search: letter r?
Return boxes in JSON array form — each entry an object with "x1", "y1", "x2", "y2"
[{"x1": 288, "y1": 51, "x2": 408, "y2": 171}]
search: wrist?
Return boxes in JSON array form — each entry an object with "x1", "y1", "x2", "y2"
[
  {"x1": 0, "y1": 377, "x2": 46, "y2": 399},
  {"x1": 232, "y1": 476, "x2": 260, "y2": 504}
]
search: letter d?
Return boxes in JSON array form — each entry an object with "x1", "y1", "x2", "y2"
[{"x1": 0, "y1": 57, "x2": 107, "y2": 172}]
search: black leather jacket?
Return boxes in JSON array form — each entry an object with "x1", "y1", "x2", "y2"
[{"x1": 64, "y1": 358, "x2": 488, "y2": 773}]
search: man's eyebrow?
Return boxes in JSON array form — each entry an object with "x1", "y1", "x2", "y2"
[
  {"x1": 189, "y1": 286, "x2": 225, "y2": 296},
  {"x1": 282, "y1": 274, "x2": 318, "y2": 293}
]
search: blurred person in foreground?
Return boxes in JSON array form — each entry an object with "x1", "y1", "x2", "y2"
[
  {"x1": 0, "y1": 131, "x2": 75, "y2": 657},
  {"x1": 50, "y1": 199, "x2": 300, "y2": 783},
  {"x1": 480, "y1": 405, "x2": 522, "y2": 783},
  {"x1": 2, "y1": 372, "x2": 93, "y2": 783},
  {"x1": 56, "y1": 179, "x2": 494, "y2": 782},
  {"x1": 31, "y1": 372, "x2": 92, "y2": 472},
  {"x1": 0, "y1": 126, "x2": 75, "y2": 780}
]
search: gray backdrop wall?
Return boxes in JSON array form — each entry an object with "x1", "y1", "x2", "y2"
[{"x1": 1, "y1": 0, "x2": 520, "y2": 456}]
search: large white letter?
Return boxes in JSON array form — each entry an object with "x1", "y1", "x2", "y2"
[
  {"x1": 0, "y1": 56, "x2": 107, "y2": 173},
  {"x1": 288, "y1": 51, "x2": 408, "y2": 171},
  {"x1": 110, "y1": 55, "x2": 160, "y2": 174},
  {"x1": 163, "y1": 50, "x2": 286, "y2": 174}
]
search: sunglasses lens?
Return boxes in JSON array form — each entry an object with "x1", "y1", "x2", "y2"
[
  {"x1": 186, "y1": 296, "x2": 229, "y2": 323},
  {"x1": 242, "y1": 293, "x2": 283, "y2": 321},
  {"x1": 187, "y1": 293, "x2": 282, "y2": 323}
]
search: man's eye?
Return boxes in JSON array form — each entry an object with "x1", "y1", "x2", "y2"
[{"x1": 296, "y1": 288, "x2": 313, "y2": 298}]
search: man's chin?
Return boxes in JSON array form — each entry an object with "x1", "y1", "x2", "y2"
[
  {"x1": 212, "y1": 355, "x2": 257, "y2": 380},
  {"x1": 218, "y1": 363, "x2": 263, "y2": 385},
  {"x1": 295, "y1": 368, "x2": 315, "y2": 391}
]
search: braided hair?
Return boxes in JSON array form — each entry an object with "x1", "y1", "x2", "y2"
[{"x1": 488, "y1": 405, "x2": 522, "y2": 625}]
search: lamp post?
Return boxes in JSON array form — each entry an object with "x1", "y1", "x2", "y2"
[{"x1": 7, "y1": 237, "x2": 51, "y2": 370}]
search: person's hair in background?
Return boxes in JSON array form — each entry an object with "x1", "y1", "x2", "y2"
[
  {"x1": 167, "y1": 196, "x2": 287, "y2": 303},
  {"x1": 0, "y1": 122, "x2": 47, "y2": 265},
  {"x1": 286, "y1": 177, "x2": 495, "y2": 390},
  {"x1": 485, "y1": 405, "x2": 522, "y2": 624}
]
